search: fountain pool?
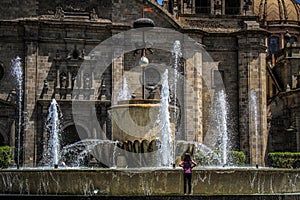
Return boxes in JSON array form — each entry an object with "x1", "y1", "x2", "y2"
[{"x1": 1, "y1": 167, "x2": 300, "y2": 196}]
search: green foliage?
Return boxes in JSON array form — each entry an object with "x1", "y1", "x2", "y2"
[
  {"x1": 229, "y1": 151, "x2": 246, "y2": 166},
  {"x1": 268, "y1": 152, "x2": 300, "y2": 168},
  {"x1": 0, "y1": 146, "x2": 11, "y2": 168},
  {"x1": 193, "y1": 150, "x2": 246, "y2": 166},
  {"x1": 193, "y1": 150, "x2": 220, "y2": 166}
]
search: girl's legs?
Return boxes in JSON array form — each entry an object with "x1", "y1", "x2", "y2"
[
  {"x1": 183, "y1": 174, "x2": 187, "y2": 194},
  {"x1": 187, "y1": 173, "x2": 192, "y2": 194},
  {"x1": 183, "y1": 173, "x2": 192, "y2": 194}
]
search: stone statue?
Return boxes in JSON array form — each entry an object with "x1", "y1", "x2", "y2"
[
  {"x1": 90, "y1": 8, "x2": 98, "y2": 21},
  {"x1": 40, "y1": 80, "x2": 49, "y2": 98},
  {"x1": 83, "y1": 73, "x2": 91, "y2": 89},
  {"x1": 54, "y1": 7, "x2": 64, "y2": 20},
  {"x1": 60, "y1": 72, "x2": 67, "y2": 89}
]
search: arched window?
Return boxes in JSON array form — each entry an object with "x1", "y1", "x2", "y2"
[
  {"x1": 268, "y1": 36, "x2": 280, "y2": 55},
  {"x1": 195, "y1": 0, "x2": 211, "y2": 14},
  {"x1": 225, "y1": 0, "x2": 240, "y2": 15}
]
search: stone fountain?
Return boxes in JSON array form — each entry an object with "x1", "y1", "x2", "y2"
[{"x1": 1, "y1": 22, "x2": 300, "y2": 199}]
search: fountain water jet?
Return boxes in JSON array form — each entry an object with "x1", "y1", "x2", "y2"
[
  {"x1": 157, "y1": 69, "x2": 173, "y2": 167},
  {"x1": 117, "y1": 77, "x2": 131, "y2": 101},
  {"x1": 171, "y1": 40, "x2": 182, "y2": 166},
  {"x1": 250, "y1": 89, "x2": 259, "y2": 167},
  {"x1": 44, "y1": 99, "x2": 62, "y2": 168},
  {"x1": 216, "y1": 90, "x2": 230, "y2": 166},
  {"x1": 171, "y1": 40, "x2": 182, "y2": 133},
  {"x1": 11, "y1": 56, "x2": 23, "y2": 169},
  {"x1": 200, "y1": 89, "x2": 233, "y2": 166}
]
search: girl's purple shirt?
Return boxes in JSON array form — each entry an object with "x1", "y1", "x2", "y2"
[{"x1": 180, "y1": 160, "x2": 197, "y2": 174}]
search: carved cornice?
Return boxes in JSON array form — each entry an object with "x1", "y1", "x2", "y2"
[{"x1": 183, "y1": 18, "x2": 242, "y2": 32}]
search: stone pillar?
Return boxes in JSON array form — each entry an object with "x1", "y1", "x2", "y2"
[
  {"x1": 184, "y1": 52, "x2": 202, "y2": 142},
  {"x1": 23, "y1": 42, "x2": 38, "y2": 167},
  {"x1": 221, "y1": 0, "x2": 225, "y2": 15},
  {"x1": 210, "y1": 0, "x2": 214, "y2": 14},
  {"x1": 192, "y1": 0, "x2": 196, "y2": 14},
  {"x1": 237, "y1": 21, "x2": 268, "y2": 166},
  {"x1": 296, "y1": 107, "x2": 300, "y2": 152},
  {"x1": 112, "y1": 52, "x2": 124, "y2": 105}
]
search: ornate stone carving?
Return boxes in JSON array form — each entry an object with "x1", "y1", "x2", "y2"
[
  {"x1": 66, "y1": 45, "x2": 85, "y2": 60},
  {"x1": 40, "y1": 80, "x2": 49, "y2": 99},
  {"x1": 54, "y1": 7, "x2": 64, "y2": 20},
  {"x1": 185, "y1": 19, "x2": 238, "y2": 30},
  {"x1": 60, "y1": 72, "x2": 67, "y2": 89},
  {"x1": 214, "y1": 1, "x2": 222, "y2": 15},
  {"x1": 63, "y1": 0, "x2": 93, "y2": 12},
  {"x1": 83, "y1": 73, "x2": 91, "y2": 89},
  {"x1": 90, "y1": 8, "x2": 98, "y2": 21},
  {"x1": 59, "y1": 72, "x2": 67, "y2": 99}
]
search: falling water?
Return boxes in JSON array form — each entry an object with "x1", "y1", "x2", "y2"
[
  {"x1": 45, "y1": 99, "x2": 62, "y2": 167},
  {"x1": 157, "y1": 69, "x2": 173, "y2": 167},
  {"x1": 117, "y1": 77, "x2": 131, "y2": 101},
  {"x1": 171, "y1": 40, "x2": 182, "y2": 166},
  {"x1": 216, "y1": 90, "x2": 229, "y2": 166},
  {"x1": 171, "y1": 40, "x2": 182, "y2": 134},
  {"x1": 250, "y1": 89, "x2": 259, "y2": 166},
  {"x1": 11, "y1": 56, "x2": 23, "y2": 168},
  {"x1": 60, "y1": 139, "x2": 118, "y2": 167}
]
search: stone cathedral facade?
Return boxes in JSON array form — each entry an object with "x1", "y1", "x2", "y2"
[{"x1": 0, "y1": 0, "x2": 299, "y2": 167}]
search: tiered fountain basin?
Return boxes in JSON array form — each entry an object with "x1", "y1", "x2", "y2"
[
  {"x1": 109, "y1": 99, "x2": 178, "y2": 144},
  {"x1": 107, "y1": 99, "x2": 180, "y2": 167},
  {"x1": 1, "y1": 168, "x2": 300, "y2": 195}
]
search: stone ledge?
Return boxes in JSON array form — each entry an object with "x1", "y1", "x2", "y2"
[
  {"x1": 1, "y1": 194, "x2": 300, "y2": 200},
  {"x1": 1, "y1": 168, "x2": 300, "y2": 195}
]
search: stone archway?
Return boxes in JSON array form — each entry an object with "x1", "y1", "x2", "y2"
[{"x1": 61, "y1": 124, "x2": 88, "y2": 147}]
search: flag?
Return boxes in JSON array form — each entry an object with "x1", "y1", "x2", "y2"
[
  {"x1": 142, "y1": 7, "x2": 154, "y2": 17},
  {"x1": 143, "y1": 7, "x2": 154, "y2": 12}
]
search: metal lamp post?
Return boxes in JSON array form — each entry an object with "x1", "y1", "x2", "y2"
[{"x1": 133, "y1": 17, "x2": 154, "y2": 99}]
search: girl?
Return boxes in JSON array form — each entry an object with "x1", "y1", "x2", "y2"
[{"x1": 179, "y1": 153, "x2": 198, "y2": 195}]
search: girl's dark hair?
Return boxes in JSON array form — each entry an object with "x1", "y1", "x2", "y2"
[{"x1": 183, "y1": 153, "x2": 191, "y2": 162}]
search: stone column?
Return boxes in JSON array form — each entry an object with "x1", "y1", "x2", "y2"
[
  {"x1": 237, "y1": 21, "x2": 268, "y2": 166},
  {"x1": 296, "y1": 107, "x2": 300, "y2": 152},
  {"x1": 221, "y1": 0, "x2": 225, "y2": 15},
  {"x1": 184, "y1": 51, "x2": 202, "y2": 142},
  {"x1": 23, "y1": 41, "x2": 38, "y2": 167},
  {"x1": 112, "y1": 52, "x2": 124, "y2": 105}
]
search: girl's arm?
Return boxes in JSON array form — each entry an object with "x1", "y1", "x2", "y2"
[
  {"x1": 179, "y1": 161, "x2": 183, "y2": 167},
  {"x1": 192, "y1": 160, "x2": 198, "y2": 168}
]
